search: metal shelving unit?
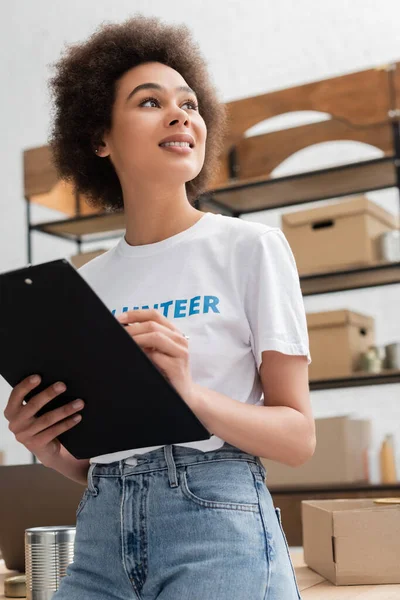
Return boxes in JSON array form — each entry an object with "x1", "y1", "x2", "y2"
[
  {"x1": 199, "y1": 155, "x2": 399, "y2": 215},
  {"x1": 309, "y1": 369, "x2": 400, "y2": 391},
  {"x1": 26, "y1": 152, "x2": 400, "y2": 393},
  {"x1": 25, "y1": 67, "x2": 400, "y2": 392}
]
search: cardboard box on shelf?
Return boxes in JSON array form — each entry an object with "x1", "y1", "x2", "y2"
[
  {"x1": 261, "y1": 416, "x2": 370, "y2": 487},
  {"x1": 307, "y1": 309, "x2": 375, "y2": 380},
  {"x1": 69, "y1": 249, "x2": 107, "y2": 269},
  {"x1": 24, "y1": 146, "x2": 101, "y2": 217},
  {"x1": 30, "y1": 180, "x2": 101, "y2": 217},
  {"x1": 302, "y1": 498, "x2": 400, "y2": 585},
  {"x1": 281, "y1": 195, "x2": 398, "y2": 276}
]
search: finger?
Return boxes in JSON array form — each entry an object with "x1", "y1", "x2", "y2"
[
  {"x1": 125, "y1": 320, "x2": 188, "y2": 346},
  {"x1": 21, "y1": 381, "x2": 68, "y2": 421},
  {"x1": 8, "y1": 381, "x2": 69, "y2": 436},
  {"x1": 4, "y1": 375, "x2": 42, "y2": 421},
  {"x1": 117, "y1": 309, "x2": 177, "y2": 333},
  {"x1": 132, "y1": 331, "x2": 188, "y2": 358},
  {"x1": 19, "y1": 399, "x2": 84, "y2": 439},
  {"x1": 29, "y1": 414, "x2": 83, "y2": 452}
]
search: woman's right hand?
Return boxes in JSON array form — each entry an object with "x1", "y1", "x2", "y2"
[{"x1": 3, "y1": 375, "x2": 84, "y2": 467}]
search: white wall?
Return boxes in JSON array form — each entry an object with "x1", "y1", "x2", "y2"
[{"x1": 1, "y1": 0, "x2": 399, "y2": 464}]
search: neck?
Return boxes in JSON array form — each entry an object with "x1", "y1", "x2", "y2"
[{"x1": 122, "y1": 183, "x2": 205, "y2": 247}]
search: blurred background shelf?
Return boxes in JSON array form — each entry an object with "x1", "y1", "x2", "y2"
[
  {"x1": 199, "y1": 156, "x2": 398, "y2": 215},
  {"x1": 300, "y1": 261, "x2": 400, "y2": 295},
  {"x1": 29, "y1": 211, "x2": 125, "y2": 243},
  {"x1": 269, "y1": 479, "x2": 400, "y2": 494},
  {"x1": 269, "y1": 481, "x2": 400, "y2": 546},
  {"x1": 309, "y1": 369, "x2": 400, "y2": 390},
  {"x1": 28, "y1": 156, "x2": 398, "y2": 240}
]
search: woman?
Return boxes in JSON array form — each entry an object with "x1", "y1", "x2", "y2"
[{"x1": 4, "y1": 15, "x2": 314, "y2": 600}]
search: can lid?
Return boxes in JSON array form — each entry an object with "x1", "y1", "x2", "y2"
[
  {"x1": 4, "y1": 574, "x2": 26, "y2": 598},
  {"x1": 25, "y1": 526, "x2": 74, "y2": 532},
  {"x1": 25, "y1": 526, "x2": 76, "y2": 544}
]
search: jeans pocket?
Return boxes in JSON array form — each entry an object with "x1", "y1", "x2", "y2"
[
  {"x1": 180, "y1": 459, "x2": 259, "y2": 511},
  {"x1": 275, "y1": 507, "x2": 302, "y2": 599}
]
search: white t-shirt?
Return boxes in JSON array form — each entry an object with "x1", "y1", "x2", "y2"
[{"x1": 78, "y1": 212, "x2": 311, "y2": 464}]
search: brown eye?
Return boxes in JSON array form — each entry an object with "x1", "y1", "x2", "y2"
[
  {"x1": 140, "y1": 97, "x2": 160, "y2": 108},
  {"x1": 182, "y1": 99, "x2": 199, "y2": 111}
]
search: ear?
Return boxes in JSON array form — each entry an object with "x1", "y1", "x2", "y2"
[{"x1": 92, "y1": 132, "x2": 110, "y2": 158}]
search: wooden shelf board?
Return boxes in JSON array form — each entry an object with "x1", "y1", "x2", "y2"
[
  {"x1": 30, "y1": 211, "x2": 125, "y2": 240},
  {"x1": 269, "y1": 481, "x2": 400, "y2": 494},
  {"x1": 204, "y1": 156, "x2": 397, "y2": 213},
  {"x1": 300, "y1": 261, "x2": 400, "y2": 295},
  {"x1": 29, "y1": 159, "x2": 398, "y2": 240},
  {"x1": 309, "y1": 369, "x2": 400, "y2": 390}
]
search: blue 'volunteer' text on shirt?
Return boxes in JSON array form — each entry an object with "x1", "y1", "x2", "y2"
[{"x1": 111, "y1": 295, "x2": 220, "y2": 319}]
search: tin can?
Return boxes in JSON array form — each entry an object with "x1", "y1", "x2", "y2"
[
  {"x1": 380, "y1": 230, "x2": 400, "y2": 262},
  {"x1": 385, "y1": 343, "x2": 400, "y2": 369},
  {"x1": 25, "y1": 526, "x2": 75, "y2": 600},
  {"x1": 4, "y1": 574, "x2": 26, "y2": 598},
  {"x1": 359, "y1": 346, "x2": 383, "y2": 373}
]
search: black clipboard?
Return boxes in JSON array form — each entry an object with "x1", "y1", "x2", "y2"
[{"x1": 0, "y1": 259, "x2": 212, "y2": 459}]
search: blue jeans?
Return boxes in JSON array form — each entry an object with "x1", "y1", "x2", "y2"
[{"x1": 53, "y1": 442, "x2": 301, "y2": 599}]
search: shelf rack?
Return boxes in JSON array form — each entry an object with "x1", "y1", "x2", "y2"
[
  {"x1": 24, "y1": 61, "x2": 400, "y2": 391},
  {"x1": 309, "y1": 369, "x2": 400, "y2": 390}
]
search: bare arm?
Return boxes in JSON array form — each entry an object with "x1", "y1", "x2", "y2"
[
  {"x1": 188, "y1": 352, "x2": 315, "y2": 466},
  {"x1": 44, "y1": 446, "x2": 90, "y2": 487}
]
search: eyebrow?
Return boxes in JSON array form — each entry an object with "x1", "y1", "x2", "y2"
[{"x1": 126, "y1": 83, "x2": 197, "y2": 103}]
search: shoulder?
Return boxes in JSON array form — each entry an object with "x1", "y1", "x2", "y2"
[
  {"x1": 208, "y1": 213, "x2": 281, "y2": 247},
  {"x1": 209, "y1": 214, "x2": 294, "y2": 264},
  {"x1": 77, "y1": 244, "x2": 118, "y2": 284}
]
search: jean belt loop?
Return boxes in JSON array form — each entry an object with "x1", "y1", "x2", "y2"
[
  {"x1": 164, "y1": 444, "x2": 179, "y2": 488},
  {"x1": 87, "y1": 463, "x2": 98, "y2": 495}
]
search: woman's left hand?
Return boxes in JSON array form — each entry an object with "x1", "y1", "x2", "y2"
[{"x1": 116, "y1": 309, "x2": 196, "y2": 408}]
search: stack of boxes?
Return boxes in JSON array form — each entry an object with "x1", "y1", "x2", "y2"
[{"x1": 282, "y1": 195, "x2": 399, "y2": 381}]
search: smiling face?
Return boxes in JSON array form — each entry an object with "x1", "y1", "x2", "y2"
[{"x1": 99, "y1": 62, "x2": 207, "y2": 191}]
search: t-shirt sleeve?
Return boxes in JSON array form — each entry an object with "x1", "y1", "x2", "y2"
[{"x1": 244, "y1": 228, "x2": 311, "y2": 370}]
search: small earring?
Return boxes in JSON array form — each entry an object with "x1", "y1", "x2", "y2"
[{"x1": 95, "y1": 149, "x2": 99, "y2": 154}]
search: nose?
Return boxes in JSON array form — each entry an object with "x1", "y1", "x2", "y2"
[{"x1": 167, "y1": 106, "x2": 190, "y2": 127}]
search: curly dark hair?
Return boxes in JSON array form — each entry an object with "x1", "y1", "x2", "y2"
[{"x1": 47, "y1": 15, "x2": 227, "y2": 211}]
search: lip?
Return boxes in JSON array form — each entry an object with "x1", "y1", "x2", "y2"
[
  {"x1": 160, "y1": 145, "x2": 193, "y2": 155},
  {"x1": 159, "y1": 133, "x2": 195, "y2": 148}
]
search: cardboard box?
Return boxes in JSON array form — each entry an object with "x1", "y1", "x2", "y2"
[
  {"x1": 282, "y1": 196, "x2": 398, "y2": 275},
  {"x1": 24, "y1": 146, "x2": 101, "y2": 216},
  {"x1": 302, "y1": 498, "x2": 400, "y2": 585},
  {"x1": 30, "y1": 180, "x2": 101, "y2": 216},
  {"x1": 307, "y1": 309, "x2": 375, "y2": 380},
  {"x1": 261, "y1": 416, "x2": 370, "y2": 487},
  {"x1": 69, "y1": 249, "x2": 107, "y2": 269}
]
